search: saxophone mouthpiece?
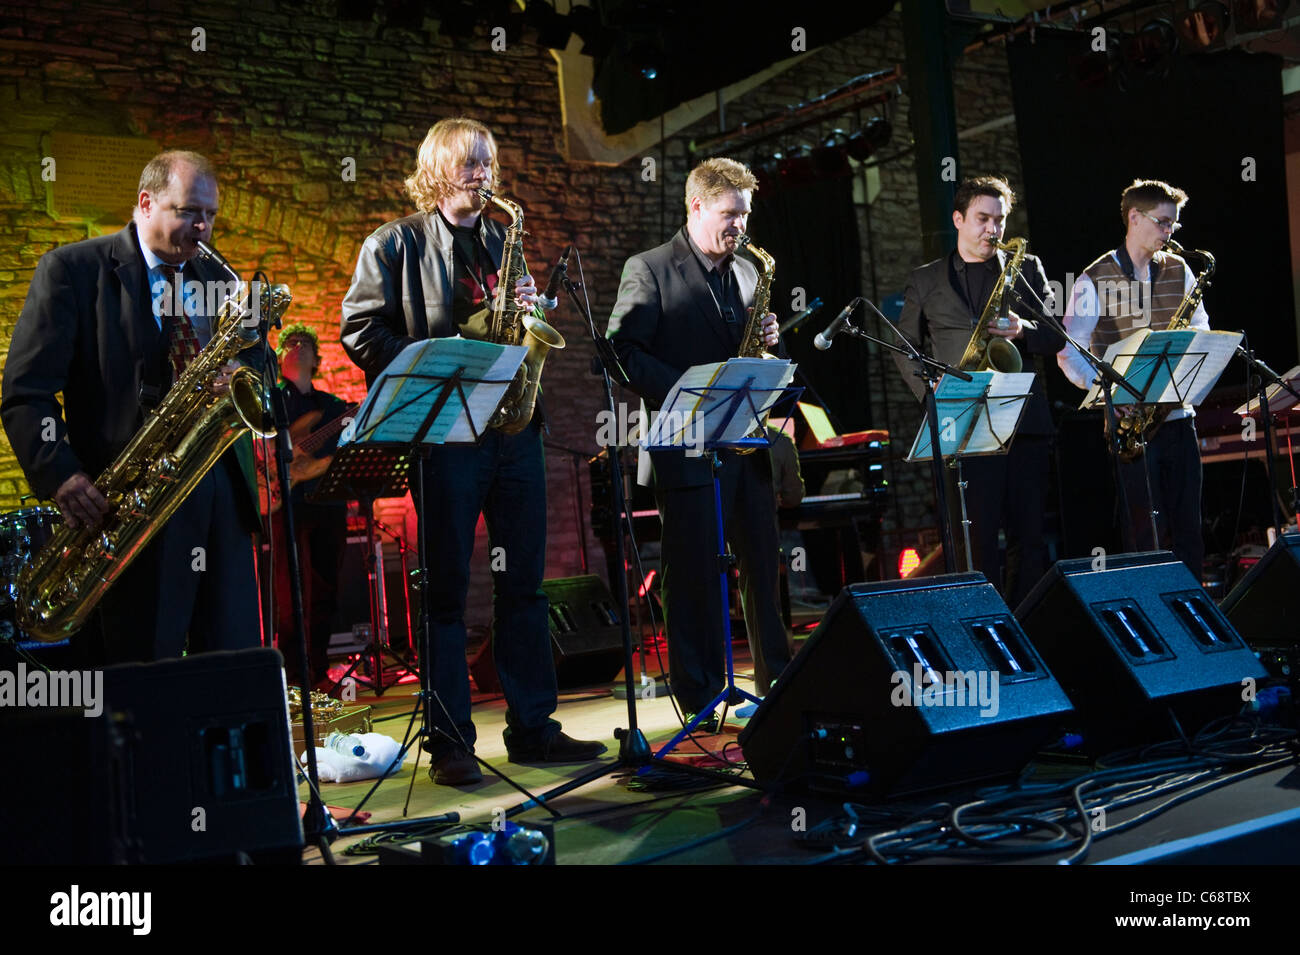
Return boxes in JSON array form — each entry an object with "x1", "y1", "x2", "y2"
[
  {"x1": 1163, "y1": 237, "x2": 1184, "y2": 255},
  {"x1": 477, "y1": 187, "x2": 495, "y2": 201}
]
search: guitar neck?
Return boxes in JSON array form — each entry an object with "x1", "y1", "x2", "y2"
[{"x1": 296, "y1": 402, "x2": 359, "y2": 455}]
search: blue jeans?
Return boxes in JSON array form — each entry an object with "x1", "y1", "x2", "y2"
[{"x1": 414, "y1": 418, "x2": 559, "y2": 755}]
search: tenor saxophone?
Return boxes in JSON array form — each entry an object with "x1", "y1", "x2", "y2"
[
  {"x1": 477, "y1": 187, "x2": 565, "y2": 435},
  {"x1": 17, "y1": 248, "x2": 286, "y2": 642},
  {"x1": 734, "y1": 234, "x2": 779, "y2": 453},
  {"x1": 957, "y1": 237, "x2": 1027, "y2": 373}
]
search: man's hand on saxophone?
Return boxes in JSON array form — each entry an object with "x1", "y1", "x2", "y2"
[
  {"x1": 208, "y1": 359, "x2": 242, "y2": 397},
  {"x1": 985, "y1": 310, "x2": 1025, "y2": 339},
  {"x1": 497, "y1": 270, "x2": 539, "y2": 309},
  {"x1": 54, "y1": 471, "x2": 109, "y2": 530}
]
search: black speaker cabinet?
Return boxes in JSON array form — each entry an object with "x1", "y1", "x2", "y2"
[
  {"x1": 1, "y1": 648, "x2": 303, "y2": 864},
  {"x1": 738, "y1": 574, "x2": 1074, "y2": 797},
  {"x1": 1220, "y1": 533, "x2": 1300, "y2": 680},
  {"x1": 471, "y1": 575, "x2": 625, "y2": 691},
  {"x1": 1017, "y1": 552, "x2": 1267, "y2": 751}
]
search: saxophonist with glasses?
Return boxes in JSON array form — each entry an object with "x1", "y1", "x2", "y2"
[
  {"x1": 340, "y1": 118, "x2": 605, "y2": 787},
  {"x1": 893, "y1": 176, "x2": 1060, "y2": 605},
  {"x1": 1, "y1": 150, "x2": 266, "y2": 665},
  {"x1": 1057, "y1": 179, "x2": 1209, "y2": 578},
  {"x1": 606, "y1": 157, "x2": 791, "y2": 726}
]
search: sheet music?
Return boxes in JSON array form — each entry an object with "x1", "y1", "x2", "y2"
[
  {"x1": 644, "y1": 358, "x2": 796, "y2": 451},
  {"x1": 1235, "y1": 363, "x2": 1300, "y2": 416},
  {"x1": 340, "y1": 337, "x2": 526, "y2": 446},
  {"x1": 1082, "y1": 328, "x2": 1242, "y2": 409},
  {"x1": 905, "y1": 371, "x2": 1035, "y2": 462}
]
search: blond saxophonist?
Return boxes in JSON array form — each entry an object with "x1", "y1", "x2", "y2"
[
  {"x1": 1, "y1": 150, "x2": 262, "y2": 665},
  {"x1": 341, "y1": 118, "x2": 605, "y2": 786}
]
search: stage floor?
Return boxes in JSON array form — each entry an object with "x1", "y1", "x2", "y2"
[{"x1": 299, "y1": 631, "x2": 1300, "y2": 867}]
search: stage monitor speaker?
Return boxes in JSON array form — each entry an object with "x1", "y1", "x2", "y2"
[
  {"x1": 471, "y1": 575, "x2": 625, "y2": 692},
  {"x1": 1, "y1": 647, "x2": 303, "y2": 864},
  {"x1": 1220, "y1": 532, "x2": 1300, "y2": 680},
  {"x1": 1016, "y1": 552, "x2": 1267, "y2": 751},
  {"x1": 738, "y1": 574, "x2": 1074, "y2": 797}
]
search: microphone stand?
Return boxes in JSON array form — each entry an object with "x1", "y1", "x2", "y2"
[
  {"x1": 502, "y1": 247, "x2": 651, "y2": 820},
  {"x1": 1009, "y1": 286, "x2": 1146, "y2": 553},
  {"x1": 1235, "y1": 340, "x2": 1300, "y2": 538},
  {"x1": 851, "y1": 301, "x2": 972, "y2": 573}
]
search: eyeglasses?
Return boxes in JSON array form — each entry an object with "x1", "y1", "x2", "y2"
[{"x1": 1138, "y1": 210, "x2": 1181, "y2": 232}]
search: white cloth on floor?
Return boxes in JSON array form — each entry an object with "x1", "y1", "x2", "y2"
[{"x1": 299, "y1": 732, "x2": 406, "y2": 782}]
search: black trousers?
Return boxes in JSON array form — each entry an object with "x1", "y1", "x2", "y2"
[
  {"x1": 274, "y1": 501, "x2": 347, "y2": 687},
  {"x1": 412, "y1": 417, "x2": 559, "y2": 757},
  {"x1": 1119, "y1": 416, "x2": 1203, "y2": 578},
  {"x1": 654, "y1": 451, "x2": 791, "y2": 712},
  {"x1": 98, "y1": 461, "x2": 261, "y2": 663},
  {"x1": 946, "y1": 435, "x2": 1051, "y2": 608}
]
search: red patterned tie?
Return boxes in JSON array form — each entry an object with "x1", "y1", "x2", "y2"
[{"x1": 160, "y1": 264, "x2": 202, "y2": 381}]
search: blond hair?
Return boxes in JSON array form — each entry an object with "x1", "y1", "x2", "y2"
[
  {"x1": 405, "y1": 118, "x2": 499, "y2": 213},
  {"x1": 684, "y1": 157, "x2": 758, "y2": 216}
]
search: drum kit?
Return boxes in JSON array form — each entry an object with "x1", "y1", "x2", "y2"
[{"x1": 0, "y1": 504, "x2": 61, "y2": 648}]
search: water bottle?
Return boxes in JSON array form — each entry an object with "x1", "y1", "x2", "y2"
[{"x1": 325, "y1": 731, "x2": 368, "y2": 759}]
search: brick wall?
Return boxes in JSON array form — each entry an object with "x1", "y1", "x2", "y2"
[{"x1": 0, "y1": 1, "x2": 1027, "y2": 627}]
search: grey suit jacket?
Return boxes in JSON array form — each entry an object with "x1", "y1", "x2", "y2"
[
  {"x1": 894, "y1": 249, "x2": 1059, "y2": 436},
  {"x1": 606, "y1": 227, "x2": 763, "y2": 488}
]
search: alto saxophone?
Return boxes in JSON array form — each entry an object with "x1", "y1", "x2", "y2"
[
  {"x1": 957, "y1": 237, "x2": 1027, "y2": 373},
  {"x1": 1114, "y1": 237, "x2": 1215, "y2": 461},
  {"x1": 734, "y1": 234, "x2": 778, "y2": 453},
  {"x1": 477, "y1": 187, "x2": 565, "y2": 434},
  {"x1": 18, "y1": 248, "x2": 286, "y2": 642}
]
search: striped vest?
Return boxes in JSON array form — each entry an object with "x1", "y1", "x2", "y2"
[{"x1": 1082, "y1": 251, "x2": 1188, "y2": 357}]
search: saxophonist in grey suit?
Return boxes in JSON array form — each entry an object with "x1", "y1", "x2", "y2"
[
  {"x1": 893, "y1": 176, "x2": 1060, "y2": 605},
  {"x1": 606, "y1": 158, "x2": 791, "y2": 723}
]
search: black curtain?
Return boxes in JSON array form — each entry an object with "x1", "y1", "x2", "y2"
[
  {"x1": 1009, "y1": 31, "x2": 1294, "y2": 382},
  {"x1": 1007, "y1": 31, "x2": 1294, "y2": 559},
  {"x1": 751, "y1": 174, "x2": 871, "y2": 431}
]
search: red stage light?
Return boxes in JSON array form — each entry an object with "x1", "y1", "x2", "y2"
[{"x1": 898, "y1": 548, "x2": 921, "y2": 578}]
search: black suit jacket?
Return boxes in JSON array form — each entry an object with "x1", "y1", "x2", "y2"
[
  {"x1": 893, "y1": 249, "x2": 1060, "y2": 436},
  {"x1": 341, "y1": 210, "x2": 508, "y2": 387},
  {"x1": 2, "y1": 223, "x2": 259, "y2": 519},
  {"x1": 606, "y1": 227, "x2": 764, "y2": 488}
]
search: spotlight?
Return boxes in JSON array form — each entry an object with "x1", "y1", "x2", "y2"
[
  {"x1": 845, "y1": 117, "x2": 891, "y2": 161},
  {"x1": 1121, "y1": 19, "x2": 1178, "y2": 76},
  {"x1": 1177, "y1": 1, "x2": 1229, "y2": 50},
  {"x1": 1234, "y1": 0, "x2": 1285, "y2": 32}
]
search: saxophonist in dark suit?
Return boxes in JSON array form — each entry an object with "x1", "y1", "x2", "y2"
[
  {"x1": 893, "y1": 176, "x2": 1060, "y2": 606},
  {"x1": 606, "y1": 157, "x2": 790, "y2": 723},
  {"x1": 1, "y1": 150, "x2": 263, "y2": 663}
]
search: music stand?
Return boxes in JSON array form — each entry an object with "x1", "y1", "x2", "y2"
[
  {"x1": 1234, "y1": 354, "x2": 1300, "y2": 539},
  {"x1": 1083, "y1": 327, "x2": 1241, "y2": 547},
  {"x1": 645, "y1": 356, "x2": 798, "y2": 759},
  {"x1": 905, "y1": 370, "x2": 1034, "y2": 573},
  {"x1": 315, "y1": 337, "x2": 529, "y2": 828}
]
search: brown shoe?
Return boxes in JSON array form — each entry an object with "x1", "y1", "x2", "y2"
[{"x1": 429, "y1": 748, "x2": 484, "y2": 786}]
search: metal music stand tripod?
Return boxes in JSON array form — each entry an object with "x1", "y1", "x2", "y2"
[
  {"x1": 647, "y1": 356, "x2": 798, "y2": 759},
  {"x1": 318, "y1": 337, "x2": 530, "y2": 829}
]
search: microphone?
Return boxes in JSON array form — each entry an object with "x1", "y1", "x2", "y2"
[
  {"x1": 779, "y1": 297, "x2": 824, "y2": 334},
  {"x1": 539, "y1": 245, "x2": 571, "y2": 311},
  {"x1": 813, "y1": 297, "x2": 863, "y2": 351}
]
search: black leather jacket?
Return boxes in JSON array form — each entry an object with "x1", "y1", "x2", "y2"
[{"x1": 340, "y1": 209, "x2": 507, "y2": 387}]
